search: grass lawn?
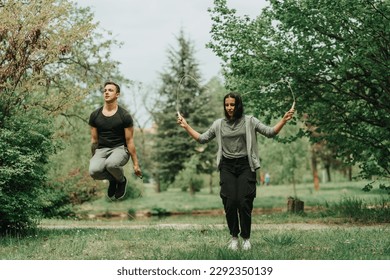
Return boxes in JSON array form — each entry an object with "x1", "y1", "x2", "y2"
[
  {"x1": 74, "y1": 180, "x2": 388, "y2": 217},
  {"x1": 1, "y1": 223, "x2": 389, "y2": 260},
  {"x1": 1, "y1": 180, "x2": 389, "y2": 260}
]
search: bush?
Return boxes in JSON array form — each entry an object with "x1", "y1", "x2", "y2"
[
  {"x1": 55, "y1": 168, "x2": 98, "y2": 205},
  {"x1": 173, "y1": 154, "x2": 203, "y2": 194},
  {"x1": 0, "y1": 112, "x2": 55, "y2": 234},
  {"x1": 124, "y1": 181, "x2": 143, "y2": 199},
  {"x1": 326, "y1": 196, "x2": 390, "y2": 223},
  {"x1": 41, "y1": 183, "x2": 74, "y2": 219}
]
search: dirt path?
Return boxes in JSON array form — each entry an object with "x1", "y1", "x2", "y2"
[{"x1": 40, "y1": 222, "x2": 389, "y2": 231}]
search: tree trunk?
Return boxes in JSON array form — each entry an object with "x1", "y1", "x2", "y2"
[
  {"x1": 311, "y1": 150, "x2": 320, "y2": 191},
  {"x1": 325, "y1": 164, "x2": 331, "y2": 182},
  {"x1": 287, "y1": 197, "x2": 304, "y2": 213},
  {"x1": 155, "y1": 174, "x2": 161, "y2": 193},
  {"x1": 348, "y1": 166, "x2": 352, "y2": 181},
  {"x1": 209, "y1": 174, "x2": 214, "y2": 194}
]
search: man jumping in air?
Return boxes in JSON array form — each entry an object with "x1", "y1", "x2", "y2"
[{"x1": 89, "y1": 81, "x2": 142, "y2": 200}]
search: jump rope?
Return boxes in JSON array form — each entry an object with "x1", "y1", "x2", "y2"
[
  {"x1": 176, "y1": 75, "x2": 205, "y2": 119},
  {"x1": 176, "y1": 75, "x2": 296, "y2": 121}
]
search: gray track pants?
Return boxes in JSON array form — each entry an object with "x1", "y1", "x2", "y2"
[{"x1": 89, "y1": 146, "x2": 130, "y2": 182}]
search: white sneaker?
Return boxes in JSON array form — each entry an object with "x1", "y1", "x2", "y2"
[
  {"x1": 242, "y1": 239, "x2": 251, "y2": 251},
  {"x1": 228, "y1": 238, "x2": 239, "y2": 251}
]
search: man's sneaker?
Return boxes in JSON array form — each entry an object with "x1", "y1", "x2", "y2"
[
  {"x1": 242, "y1": 239, "x2": 251, "y2": 251},
  {"x1": 107, "y1": 180, "x2": 117, "y2": 198},
  {"x1": 115, "y1": 176, "x2": 127, "y2": 199},
  {"x1": 228, "y1": 238, "x2": 239, "y2": 251}
]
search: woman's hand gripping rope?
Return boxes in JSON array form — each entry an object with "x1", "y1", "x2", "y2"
[{"x1": 176, "y1": 112, "x2": 188, "y2": 128}]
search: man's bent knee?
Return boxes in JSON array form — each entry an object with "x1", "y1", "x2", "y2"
[
  {"x1": 105, "y1": 161, "x2": 121, "y2": 173},
  {"x1": 89, "y1": 166, "x2": 105, "y2": 180}
]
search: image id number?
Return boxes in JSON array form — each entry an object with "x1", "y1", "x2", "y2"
[{"x1": 209, "y1": 266, "x2": 273, "y2": 276}]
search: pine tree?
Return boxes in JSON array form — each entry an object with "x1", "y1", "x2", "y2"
[{"x1": 152, "y1": 30, "x2": 217, "y2": 191}]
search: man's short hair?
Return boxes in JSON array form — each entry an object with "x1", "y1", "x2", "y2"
[{"x1": 104, "y1": 81, "x2": 120, "y2": 93}]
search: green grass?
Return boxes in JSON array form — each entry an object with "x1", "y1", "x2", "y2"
[
  {"x1": 75, "y1": 180, "x2": 389, "y2": 218},
  {"x1": 1, "y1": 225, "x2": 389, "y2": 260},
  {"x1": 1, "y1": 180, "x2": 388, "y2": 260}
]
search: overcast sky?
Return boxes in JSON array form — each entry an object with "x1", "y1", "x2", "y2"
[{"x1": 76, "y1": 0, "x2": 268, "y2": 85}]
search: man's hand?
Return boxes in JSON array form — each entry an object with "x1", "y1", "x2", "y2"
[
  {"x1": 91, "y1": 142, "x2": 98, "y2": 156},
  {"x1": 133, "y1": 164, "x2": 142, "y2": 179}
]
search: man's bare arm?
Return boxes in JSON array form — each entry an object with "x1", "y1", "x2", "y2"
[
  {"x1": 125, "y1": 126, "x2": 142, "y2": 177},
  {"x1": 90, "y1": 126, "x2": 98, "y2": 156}
]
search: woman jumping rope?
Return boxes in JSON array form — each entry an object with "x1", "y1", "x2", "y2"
[{"x1": 177, "y1": 92, "x2": 294, "y2": 251}]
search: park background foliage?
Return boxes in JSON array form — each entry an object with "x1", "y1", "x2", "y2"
[
  {"x1": 207, "y1": 0, "x2": 389, "y2": 187},
  {"x1": 0, "y1": 0, "x2": 129, "y2": 233},
  {"x1": 0, "y1": 0, "x2": 389, "y2": 235}
]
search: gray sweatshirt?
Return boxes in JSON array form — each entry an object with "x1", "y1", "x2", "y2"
[{"x1": 198, "y1": 115, "x2": 276, "y2": 172}]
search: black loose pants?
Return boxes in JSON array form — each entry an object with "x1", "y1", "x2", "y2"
[{"x1": 219, "y1": 156, "x2": 257, "y2": 239}]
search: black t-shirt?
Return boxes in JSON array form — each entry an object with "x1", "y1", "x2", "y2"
[{"x1": 89, "y1": 106, "x2": 133, "y2": 148}]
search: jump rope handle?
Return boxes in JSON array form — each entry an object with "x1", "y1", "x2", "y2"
[
  {"x1": 290, "y1": 101, "x2": 296, "y2": 111},
  {"x1": 286, "y1": 81, "x2": 295, "y2": 111}
]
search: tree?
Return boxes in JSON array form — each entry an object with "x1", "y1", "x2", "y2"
[
  {"x1": 259, "y1": 121, "x2": 311, "y2": 186},
  {"x1": 152, "y1": 30, "x2": 217, "y2": 191},
  {"x1": 173, "y1": 154, "x2": 204, "y2": 195},
  {"x1": 201, "y1": 76, "x2": 224, "y2": 193},
  {"x1": 121, "y1": 82, "x2": 157, "y2": 182},
  {"x1": 0, "y1": 0, "x2": 128, "y2": 233},
  {"x1": 208, "y1": 0, "x2": 390, "y2": 191}
]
